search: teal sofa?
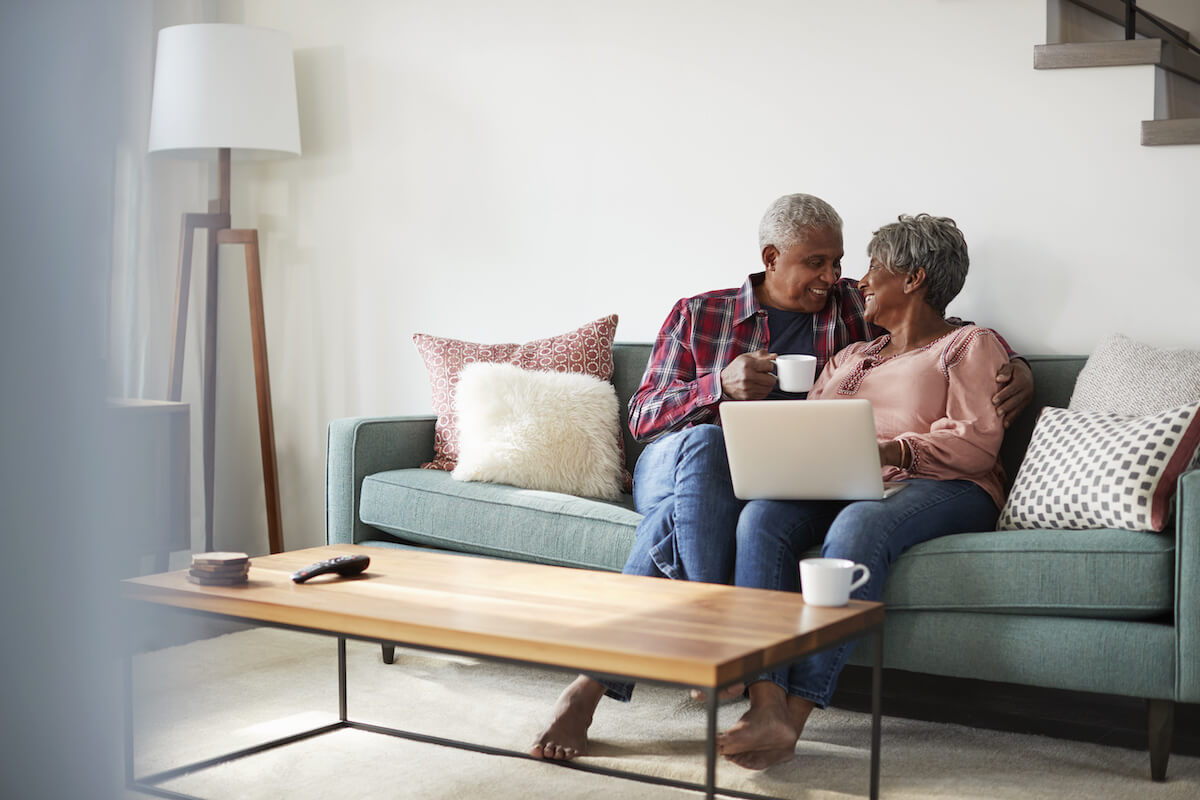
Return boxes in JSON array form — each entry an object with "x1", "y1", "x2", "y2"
[{"x1": 327, "y1": 344, "x2": 1197, "y2": 780}]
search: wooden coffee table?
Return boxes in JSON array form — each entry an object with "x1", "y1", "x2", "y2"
[{"x1": 122, "y1": 544, "x2": 885, "y2": 799}]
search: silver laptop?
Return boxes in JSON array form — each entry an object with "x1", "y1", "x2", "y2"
[{"x1": 719, "y1": 398, "x2": 907, "y2": 501}]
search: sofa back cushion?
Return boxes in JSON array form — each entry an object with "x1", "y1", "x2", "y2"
[
  {"x1": 613, "y1": 343, "x2": 653, "y2": 475},
  {"x1": 996, "y1": 356, "x2": 1087, "y2": 489}
]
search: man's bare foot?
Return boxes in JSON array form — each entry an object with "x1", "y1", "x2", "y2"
[
  {"x1": 717, "y1": 683, "x2": 816, "y2": 769},
  {"x1": 529, "y1": 675, "x2": 606, "y2": 761},
  {"x1": 688, "y1": 683, "x2": 745, "y2": 703}
]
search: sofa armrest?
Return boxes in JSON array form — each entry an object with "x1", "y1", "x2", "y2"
[
  {"x1": 326, "y1": 415, "x2": 436, "y2": 545},
  {"x1": 1176, "y1": 468, "x2": 1200, "y2": 702}
]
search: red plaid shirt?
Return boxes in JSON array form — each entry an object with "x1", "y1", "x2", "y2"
[{"x1": 629, "y1": 273, "x2": 882, "y2": 442}]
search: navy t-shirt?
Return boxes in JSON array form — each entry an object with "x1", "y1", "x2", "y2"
[{"x1": 765, "y1": 306, "x2": 815, "y2": 400}]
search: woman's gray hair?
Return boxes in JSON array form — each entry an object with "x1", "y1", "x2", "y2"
[
  {"x1": 866, "y1": 214, "x2": 969, "y2": 317},
  {"x1": 758, "y1": 194, "x2": 843, "y2": 253}
]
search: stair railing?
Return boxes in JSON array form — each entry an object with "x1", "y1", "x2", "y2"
[{"x1": 1121, "y1": 0, "x2": 1200, "y2": 56}]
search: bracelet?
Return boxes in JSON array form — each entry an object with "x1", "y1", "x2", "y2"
[{"x1": 898, "y1": 438, "x2": 911, "y2": 470}]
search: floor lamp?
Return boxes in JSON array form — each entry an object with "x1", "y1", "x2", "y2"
[{"x1": 148, "y1": 23, "x2": 301, "y2": 555}]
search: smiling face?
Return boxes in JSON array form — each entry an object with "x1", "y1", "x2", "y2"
[
  {"x1": 858, "y1": 257, "x2": 922, "y2": 326},
  {"x1": 760, "y1": 226, "x2": 844, "y2": 313}
]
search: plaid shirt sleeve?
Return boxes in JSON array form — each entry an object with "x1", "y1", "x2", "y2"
[{"x1": 627, "y1": 297, "x2": 728, "y2": 442}]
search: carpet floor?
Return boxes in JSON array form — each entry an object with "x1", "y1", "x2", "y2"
[{"x1": 128, "y1": 627, "x2": 1200, "y2": 799}]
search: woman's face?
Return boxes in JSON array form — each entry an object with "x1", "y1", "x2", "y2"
[{"x1": 857, "y1": 258, "x2": 914, "y2": 325}]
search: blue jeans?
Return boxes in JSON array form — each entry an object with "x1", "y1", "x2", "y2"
[
  {"x1": 601, "y1": 424, "x2": 744, "y2": 701},
  {"x1": 734, "y1": 478, "x2": 999, "y2": 707}
]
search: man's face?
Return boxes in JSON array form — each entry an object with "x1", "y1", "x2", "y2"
[{"x1": 761, "y1": 226, "x2": 844, "y2": 313}]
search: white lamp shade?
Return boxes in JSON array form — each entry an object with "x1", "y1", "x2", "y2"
[{"x1": 148, "y1": 23, "x2": 301, "y2": 159}]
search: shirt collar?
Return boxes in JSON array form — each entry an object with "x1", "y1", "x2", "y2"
[{"x1": 734, "y1": 273, "x2": 764, "y2": 324}]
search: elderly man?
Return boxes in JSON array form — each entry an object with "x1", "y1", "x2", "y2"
[{"x1": 530, "y1": 193, "x2": 1032, "y2": 762}]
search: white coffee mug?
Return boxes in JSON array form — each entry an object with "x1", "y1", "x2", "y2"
[
  {"x1": 800, "y1": 558, "x2": 871, "y2": 607},
  {"x1": 775, "y1": 354, "x2": 817, "y2": 393}
]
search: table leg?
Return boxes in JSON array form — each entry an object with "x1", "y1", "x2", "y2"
[
  {"x1": 870, "y1": 626, "x2": 883, "y2": 800},
  {"x1": 705, "y1": 689, "x2": 719, "y2": 799},
  {"x1": 338, "y1": 636, "x2": 348, "y2": 722}
]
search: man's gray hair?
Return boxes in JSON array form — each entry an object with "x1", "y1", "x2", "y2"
[
  {"x1": 866, "y1": 214, "x2": 969, "y2": 317},
  {"x1": 758, "y1": 194, "x2": 843, "y2": 253}
]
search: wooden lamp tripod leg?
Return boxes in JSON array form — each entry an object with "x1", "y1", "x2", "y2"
[
  {"x1": 218, "y1": 228, "x2": 284, "y2": 554},
  {"x1": 168, "y1": 212, "x2": 227, "y2": 554}
]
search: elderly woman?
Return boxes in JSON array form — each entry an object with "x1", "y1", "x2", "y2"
[{"x1": 717, "y1": 214, "x2": 1010, "y2": 770}]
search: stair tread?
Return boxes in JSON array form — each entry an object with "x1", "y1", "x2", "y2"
[
  {"x1": 1141, "y1": 118, "x2": 1200, "y2": 146},
  {"x1": 1035, "y1": 40, "x2": 1200, "y2": 86}
]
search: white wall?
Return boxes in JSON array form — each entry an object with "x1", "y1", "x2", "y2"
[{"x1": 177, "y1": 0, "x2": 1200, "y2": 554}]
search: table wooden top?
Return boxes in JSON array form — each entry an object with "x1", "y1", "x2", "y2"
[{"x1": 122, "y1": 545, "x2": 883, "y2": 688}]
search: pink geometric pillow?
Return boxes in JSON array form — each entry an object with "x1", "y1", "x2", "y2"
[{"x1": 412, "y1": 315, "x2": 631, "y2": 490}]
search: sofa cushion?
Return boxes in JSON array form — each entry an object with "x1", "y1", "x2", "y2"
[
  {"x1": 877, "y1": 528, "x2": 1175, "y2": 619},
  {"x1": 359, "y1": 468, "x2": 638, "y2": 571},
  {"x1": 359, "y1": 471, "x2": 1173, "y2": 620},
  {"x1": 452, "y1": 363, "x2": 622, "y2": 499}
]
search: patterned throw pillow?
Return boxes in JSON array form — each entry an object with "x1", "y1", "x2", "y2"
[
  {"x1": 412, "y1": 315, "x2": 631, "y2": 490},
  {"x1": 1070, "y1": 333, "x2": 1200, "y2": 416},
  {"x1": 998, "y1": 402, "x2": 1200, "y2": 533}
]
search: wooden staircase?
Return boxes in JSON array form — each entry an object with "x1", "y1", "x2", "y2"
[{"x1": 1035, "y1": 0, "x2": 1200, "y2": 146}]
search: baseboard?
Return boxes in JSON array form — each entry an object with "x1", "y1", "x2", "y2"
[{"x1": 834, "y1": 665, "x2": 1200, "y2": 756}]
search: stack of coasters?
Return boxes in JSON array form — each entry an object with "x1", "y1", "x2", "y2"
[{"x1": 188, "y1": 552, "x2": 250, "y2": 585}]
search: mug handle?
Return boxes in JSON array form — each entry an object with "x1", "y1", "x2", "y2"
[{"x1": 849, "y1": 564, "x2": 871, "y2": 594}]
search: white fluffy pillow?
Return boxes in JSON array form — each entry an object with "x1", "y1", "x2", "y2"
[
  {"x1": 451, "y1": 363, "x2": 622, "y2": 499},
  {"x1": 1070, "y1": 333, "x2": 1200, "y2": 416}
]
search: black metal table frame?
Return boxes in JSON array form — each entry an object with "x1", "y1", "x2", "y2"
[{"x1": 124, "y1": 607, "x2": 883, "y2": 800}]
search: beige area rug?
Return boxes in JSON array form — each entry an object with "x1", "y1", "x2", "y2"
[{"x1": 129, "y1": 627, "x2": 1200, "y2": 799}]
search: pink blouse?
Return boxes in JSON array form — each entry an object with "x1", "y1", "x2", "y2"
[{"x1": 809, "y1": 325, "x2": 1009, "y2": 508}]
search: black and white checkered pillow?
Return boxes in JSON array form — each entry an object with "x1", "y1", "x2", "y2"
[{"x1": 998, "y1": 401, "x2": 1200, "y2": 533}]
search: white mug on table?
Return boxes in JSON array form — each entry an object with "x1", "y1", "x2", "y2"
[{"x1": 800, "y1": 557, "x2": 871, "y2": 607}]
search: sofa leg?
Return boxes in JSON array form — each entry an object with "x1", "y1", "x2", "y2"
[
  {"x1": 1147, "y1": 698, "x2": 1174, "y2": 781},
  {"x1": 381, "y1": 644, "x2": 395, "y2": 664}
]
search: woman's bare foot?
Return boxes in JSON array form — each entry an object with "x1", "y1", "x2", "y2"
[
  {"x1": 529, "y1": 675, "x2": 606, "y2": 761},
  {"x1": 726, "y1": 747, "x2": 797, "y2": 770},
  {"x1": 717, "y1": 683, "x2": 816, "y2": 770},
  {"x1": 688, "y1": 683, "x2": 745, "y2": 703}
]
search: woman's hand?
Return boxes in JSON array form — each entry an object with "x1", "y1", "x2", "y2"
[
  {"x1": 878, "y1": 439, "x2": 906, "y2": 468},
  {"x1": 992, "y1": 358, "x2": 1033, "y2": 429},
  {"x1": 720, "y1": 350, "x2": 777, "y2": 401}
]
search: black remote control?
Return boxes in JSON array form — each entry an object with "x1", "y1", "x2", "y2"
[{"x1": 291, "y1": 554, "x2": 370, "y2": 583}]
